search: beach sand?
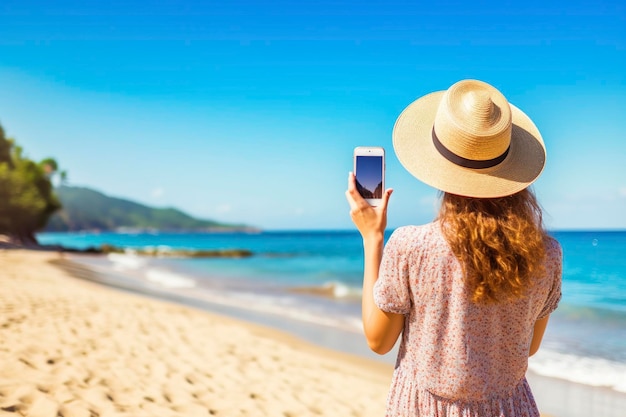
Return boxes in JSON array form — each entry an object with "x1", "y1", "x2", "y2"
[
  {"x1": 5, "y1": 249, "x2": 625, "y2": 417},
  {"x1": 0, "y1": 249, "x2": 391, "y2": 417}
]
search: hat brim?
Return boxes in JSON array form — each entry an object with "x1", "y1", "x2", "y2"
[{"x1": 392, "y1": 91, "x2": 546, "y2": 198}]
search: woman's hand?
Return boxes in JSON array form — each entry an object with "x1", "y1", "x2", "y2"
[{"x1": 345, "y1": 172, "x2": 393, "y2": 241}]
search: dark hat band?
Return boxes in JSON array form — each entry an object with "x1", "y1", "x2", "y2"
[{"x1": 432, "y1": 128, "x2": 510, "y2": 170}]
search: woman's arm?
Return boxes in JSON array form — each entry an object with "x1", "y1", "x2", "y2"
[
  {"x1": 345, "y1": 172, "x2": 404, "y2": 355},
  {"x1": 361, "y1": 234, "x2": 405, "y2": 354},
  {"x1": 529, "y1": 315, "x2": 550, "y2": 356}
]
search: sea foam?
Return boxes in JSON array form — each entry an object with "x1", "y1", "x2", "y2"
[
  {"x1": 145, "y1": 268, "x2": 196, "y2": 289},
  {"x1": 322, "y1": 281, "x2": 362, "y2": 298},
  {"x1": 190, "y1": 289, "x2": 363, "y2": 333},
  {"x1": 529, "y1": 348, "x2": 626, "y2": 393},
  {"x1": 107, "y1": 252, "x2": 146, "y2": 270}
]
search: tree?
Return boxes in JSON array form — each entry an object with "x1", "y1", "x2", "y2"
[{"x1": 0, "y1": 123, "x2": 62, "y2": 245}]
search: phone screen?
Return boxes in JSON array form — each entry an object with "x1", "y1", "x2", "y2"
[{"x1": 355, "y1": 155, "x2": 383, "y2": 199}]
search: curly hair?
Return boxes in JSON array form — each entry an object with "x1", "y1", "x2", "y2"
[{"x1": 438, "y1": 189, "x2": 548, "y2": 304}]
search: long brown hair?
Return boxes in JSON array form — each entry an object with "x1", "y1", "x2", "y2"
[{"x1": 439, "y1": 188, "x2": 548, "y2": 304}]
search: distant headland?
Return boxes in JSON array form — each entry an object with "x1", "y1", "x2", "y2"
[{"x1": 45, "y1": 185, "x2": 259, "y2": 234}]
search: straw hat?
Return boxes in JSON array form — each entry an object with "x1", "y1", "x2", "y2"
[{"x1": 392, "y1": 79, "x2": 546, "y2": 198}]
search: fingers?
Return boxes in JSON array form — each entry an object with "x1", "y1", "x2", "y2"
[
  {"x1": 380, "y1": 188, "x2": 393, "y2": 212},
  {"x1": 345, "y1": 189, "x2": 358, "y2": 210},
  {"x1": 346, "y1": 172, "x2": 360, "y2": 197},
  {"x1": 345, "y1": 172, "x2": 366, "y2": 210},
  {"x1": 346, "y1": 172, "x2": 393, "y2": 212},
  {"x1": 346, "y1": 170, "x2": 393, "y2": 236},
  {"x1": 347, "y1": 171, "x2": 355, "y2": 189}
]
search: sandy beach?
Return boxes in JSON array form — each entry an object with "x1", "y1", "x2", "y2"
[
  {"x1": 0, "y1": 249, "x2": 391, "y2": 417},
  {"x1": 3, "y1": 248, "x2": 626, "y2": 417}
]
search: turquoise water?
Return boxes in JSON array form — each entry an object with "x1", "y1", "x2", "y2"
[{"x1": 37, "y1": 229, "x2": 626, "y2": 392}]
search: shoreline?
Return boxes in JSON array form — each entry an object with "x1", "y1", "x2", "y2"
[
  {"x1": 51, "y1": 254, "x2": 390, "y2": 364},
  {"x1": 3, "y1": 248, "x2": 626, "y2": 417}
]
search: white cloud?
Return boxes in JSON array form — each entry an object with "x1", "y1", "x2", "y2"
[
  {"x1": 215, "y1": 204, "x2": 232, "y2": 214},
  {"x1": 151, "y1": 187, "x2": 164, "y2": 198},
  {"x1": 619, "y1": 187, "x2": 626, "y2": 198}
]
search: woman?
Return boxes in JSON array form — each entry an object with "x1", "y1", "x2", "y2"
[{"x1": 346, "y1": 79, "x2": 562, "y2": 417}]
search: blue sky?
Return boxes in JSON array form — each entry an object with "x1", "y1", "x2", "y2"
[{"x1": 0, "y1": 0, "x2": 624, "y2": 230}]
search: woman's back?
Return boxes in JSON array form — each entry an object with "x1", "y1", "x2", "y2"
[
  {"x1": 346, "y1": 79, "x2": 563, "y2": 417},
  {"x1": 374, "y1": 222, "x2": 562, "y2": 415}
]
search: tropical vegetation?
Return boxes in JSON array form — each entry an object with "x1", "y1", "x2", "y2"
[{"x1": 0, "y1": 123, "x2": 62, "y2": 245}]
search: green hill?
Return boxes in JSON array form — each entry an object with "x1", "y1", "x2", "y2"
[{"x1": 45, "y1": 185, "x2": 249, "y2": 232}]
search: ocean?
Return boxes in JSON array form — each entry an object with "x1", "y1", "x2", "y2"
[{"x1": 37, "y1": 229, "x2": 626, "y2": 395}]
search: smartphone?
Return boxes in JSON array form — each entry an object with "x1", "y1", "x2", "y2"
[{"x1": 353, "y1": 146, "x2": 385, "y2": 206}]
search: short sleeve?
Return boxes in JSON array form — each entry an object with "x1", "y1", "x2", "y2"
[
  {"x1": 374, "y1": 229, "x2": 411, "y2": 315},
  {"x1": 537, "y1": 238, "x2": 563, "y2": 319}
]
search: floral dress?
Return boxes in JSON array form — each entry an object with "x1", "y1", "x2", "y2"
[{"x1": 374, "y1": 222, "x2": 562, "y2": 417}]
